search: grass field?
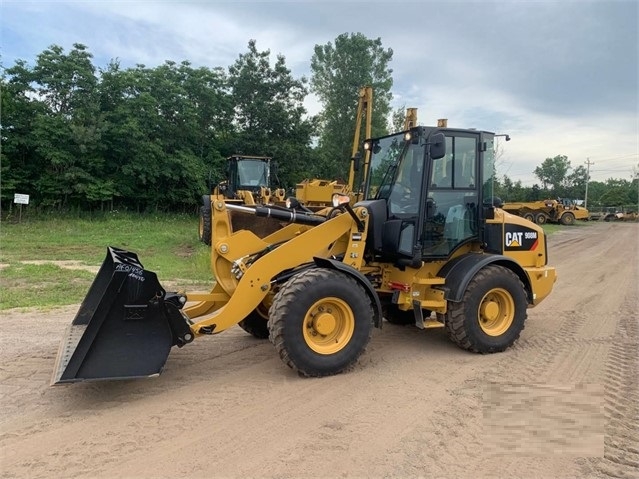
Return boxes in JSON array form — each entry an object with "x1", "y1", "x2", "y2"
[{"x1": 0, "y1": 213, "x2": 212, "y2": 310}]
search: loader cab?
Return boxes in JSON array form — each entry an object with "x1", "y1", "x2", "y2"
[
  {"x1": 226, "y1": 155, "x2": 272, "y2": 196},
  {"x1": 363, "y1": 127, "x2": 496, "y2": 264}
]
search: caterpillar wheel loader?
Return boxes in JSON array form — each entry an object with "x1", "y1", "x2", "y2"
[
  {"x1": 198, "y1": 155, "x2": 286, "y2": 245},
  {"x1": 52, "y1": 125, "x2": 557, "y2": 384}
]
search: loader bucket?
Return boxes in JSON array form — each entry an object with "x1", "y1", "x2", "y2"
[{"x1": 52, "y1": 247, "x2": 191, "y2": 385}]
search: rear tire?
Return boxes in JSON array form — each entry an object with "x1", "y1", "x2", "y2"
[
  {"x1": 535, "y1": 213, "x2": 547, "y2": 225},
  {"x1": 199, "y1": 198, "x2": 212, "y2": 245},
  {"x1": 269, "y1": 269, "x2": 373, "y2": 377},
  {"x1": 445, "y1": 265, "x2": 527, "y2": 353},
  {"x1": 523, "y1": 212, "x2": 535, "y2": 222},
  {"x1": 238, "y1": 301, "x2": 270, "y2": 339}
]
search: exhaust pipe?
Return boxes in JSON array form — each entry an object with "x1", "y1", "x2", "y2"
[{"x1": 51, "y1": 247, "x2": 193, "y2": 385}]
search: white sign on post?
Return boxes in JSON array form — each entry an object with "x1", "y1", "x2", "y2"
[{"x1": 14, "y1": 193, "x2": 30, "y2": 205}]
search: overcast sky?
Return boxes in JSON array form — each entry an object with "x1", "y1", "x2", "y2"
[{"x1": 2, "y1": 0, "x2": 637, "y2": 185}]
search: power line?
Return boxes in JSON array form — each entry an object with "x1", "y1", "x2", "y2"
[{"x1": 590, "y1": 153, "x2": 638, "y2": 163}]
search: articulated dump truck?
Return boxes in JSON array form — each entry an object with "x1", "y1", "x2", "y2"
[
  {"x1": 501, "y1": 199, "x2": 589, "y2": 225},
  {"x1": 52, "y1": 126, "x2": 557, "y2": 384}
]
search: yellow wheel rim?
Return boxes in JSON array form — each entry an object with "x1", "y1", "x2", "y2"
[
  {"x1": 198, "y1": 217, "x2": 204, "y2": 238},
  {"x1": 478, "y1": 288, "x2": 515, "y2": 336},
  {"x1": 302, "y1": 297, "x2": 355, "y2": 355}
]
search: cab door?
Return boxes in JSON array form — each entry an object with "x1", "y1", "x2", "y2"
[{"x1": 421, "y1": 132, "x2": 480, "y2": 257}]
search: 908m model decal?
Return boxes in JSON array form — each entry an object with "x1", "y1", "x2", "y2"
[{"x1": 504, "y1": 224, "x2": 539, "y2": 251}]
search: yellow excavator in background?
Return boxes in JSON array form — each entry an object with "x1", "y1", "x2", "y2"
[{"x1": 53, "y1": 123, "x2": 556, "y2": 384}]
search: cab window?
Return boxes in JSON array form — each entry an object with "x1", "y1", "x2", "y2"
[{"x1": 430, "y1": 136, "x2": 476, "y2": 189}]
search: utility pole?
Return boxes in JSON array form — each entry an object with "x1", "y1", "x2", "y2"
[{"x1": 584, "y1": 158, "x2": 594, "y2": 208}]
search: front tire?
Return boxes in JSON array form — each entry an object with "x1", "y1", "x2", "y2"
[
  {"x1": 199, "y1": 198, "x2": 212, "y2": 245},
  {"x1": 445, "y1": 265, "x2": 527, "y2": 353},
  {"x1": 269, "y1": 269, "x2": 373, "y2": 377}
]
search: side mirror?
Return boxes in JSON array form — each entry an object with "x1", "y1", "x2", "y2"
[
  {"x1": 429, "y1": 132, "x2": 446, "y2": 160},
  {"x1": 483, "y1": 206, "x2": 495, "y2": 220}
]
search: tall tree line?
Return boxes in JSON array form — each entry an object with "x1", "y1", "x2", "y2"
[
  {"x1": 2, "y1": 39, "x2": 635, "y2": 214},
  {"x1": 1, "y1": 36, "x2": 394, "y2": 213}
]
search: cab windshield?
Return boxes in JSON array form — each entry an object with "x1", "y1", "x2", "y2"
[
  {"x1": 365, "y1": 132, "x2": 409, "y2": 200},
  {"x1": 237, "y1": 160, "x2": 269, "y2": 188}
]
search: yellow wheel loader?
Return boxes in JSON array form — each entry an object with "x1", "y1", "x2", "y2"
[
  {"x1": 52, "y1": 125, "x2": 557, "y2": 384},
  {"x1": 199, "y1": 155, "x2": 286, "y2": 245}
]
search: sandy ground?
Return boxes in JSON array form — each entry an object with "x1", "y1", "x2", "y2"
[{"x1": 1, "y1": 222, "x2": 637, "y2": 479}]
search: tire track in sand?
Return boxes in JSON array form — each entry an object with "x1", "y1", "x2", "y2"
[{"x1": 588, "y1": 294, "x2": 639, "y2": 478}]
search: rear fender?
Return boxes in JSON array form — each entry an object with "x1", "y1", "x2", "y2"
[{"x1": 436, "y1": 253, "x2": 533, "y2": 304}]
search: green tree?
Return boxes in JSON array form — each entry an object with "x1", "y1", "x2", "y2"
[
  {"x1": 99, "y1": 60, "x2": 233, "y2": 211},
  {"x1": 597, "y1": 178, "x2": 636, "y2": 207},
  {"x1": 1, "y1": 60, "x2": 47, "y2": 208},
  {"x1": 529, "y1": 184, "x2": 541, "y2": 201},
  {"x1": 390, "y1": 105, "x2": 407, "y2": 132},
  {"x1": 534, "y1": 155, "x2": 571, "y2": 196},
  {"x1": 3, "y1": 44, "x2": 102, "y2": 210},
  {"x1": 583, "y1": 180, "x2": 606, "y2": 207},
  {"x1": 310, "y1": 33, "x2": 394, "y2": 180},
  {"x1": 564, "y1": 164, "x2": 588, "y2": 200},
  {"x1": 496, "y1": 175, "x2": 527, "y2": 202},
  {"x1": 228, "y1": 40, "x2": 315, "y2": 187}
]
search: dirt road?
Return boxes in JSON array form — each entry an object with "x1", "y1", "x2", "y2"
[{"x1": 1, "y1": 222, "x2": 637, "y2": 478}]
